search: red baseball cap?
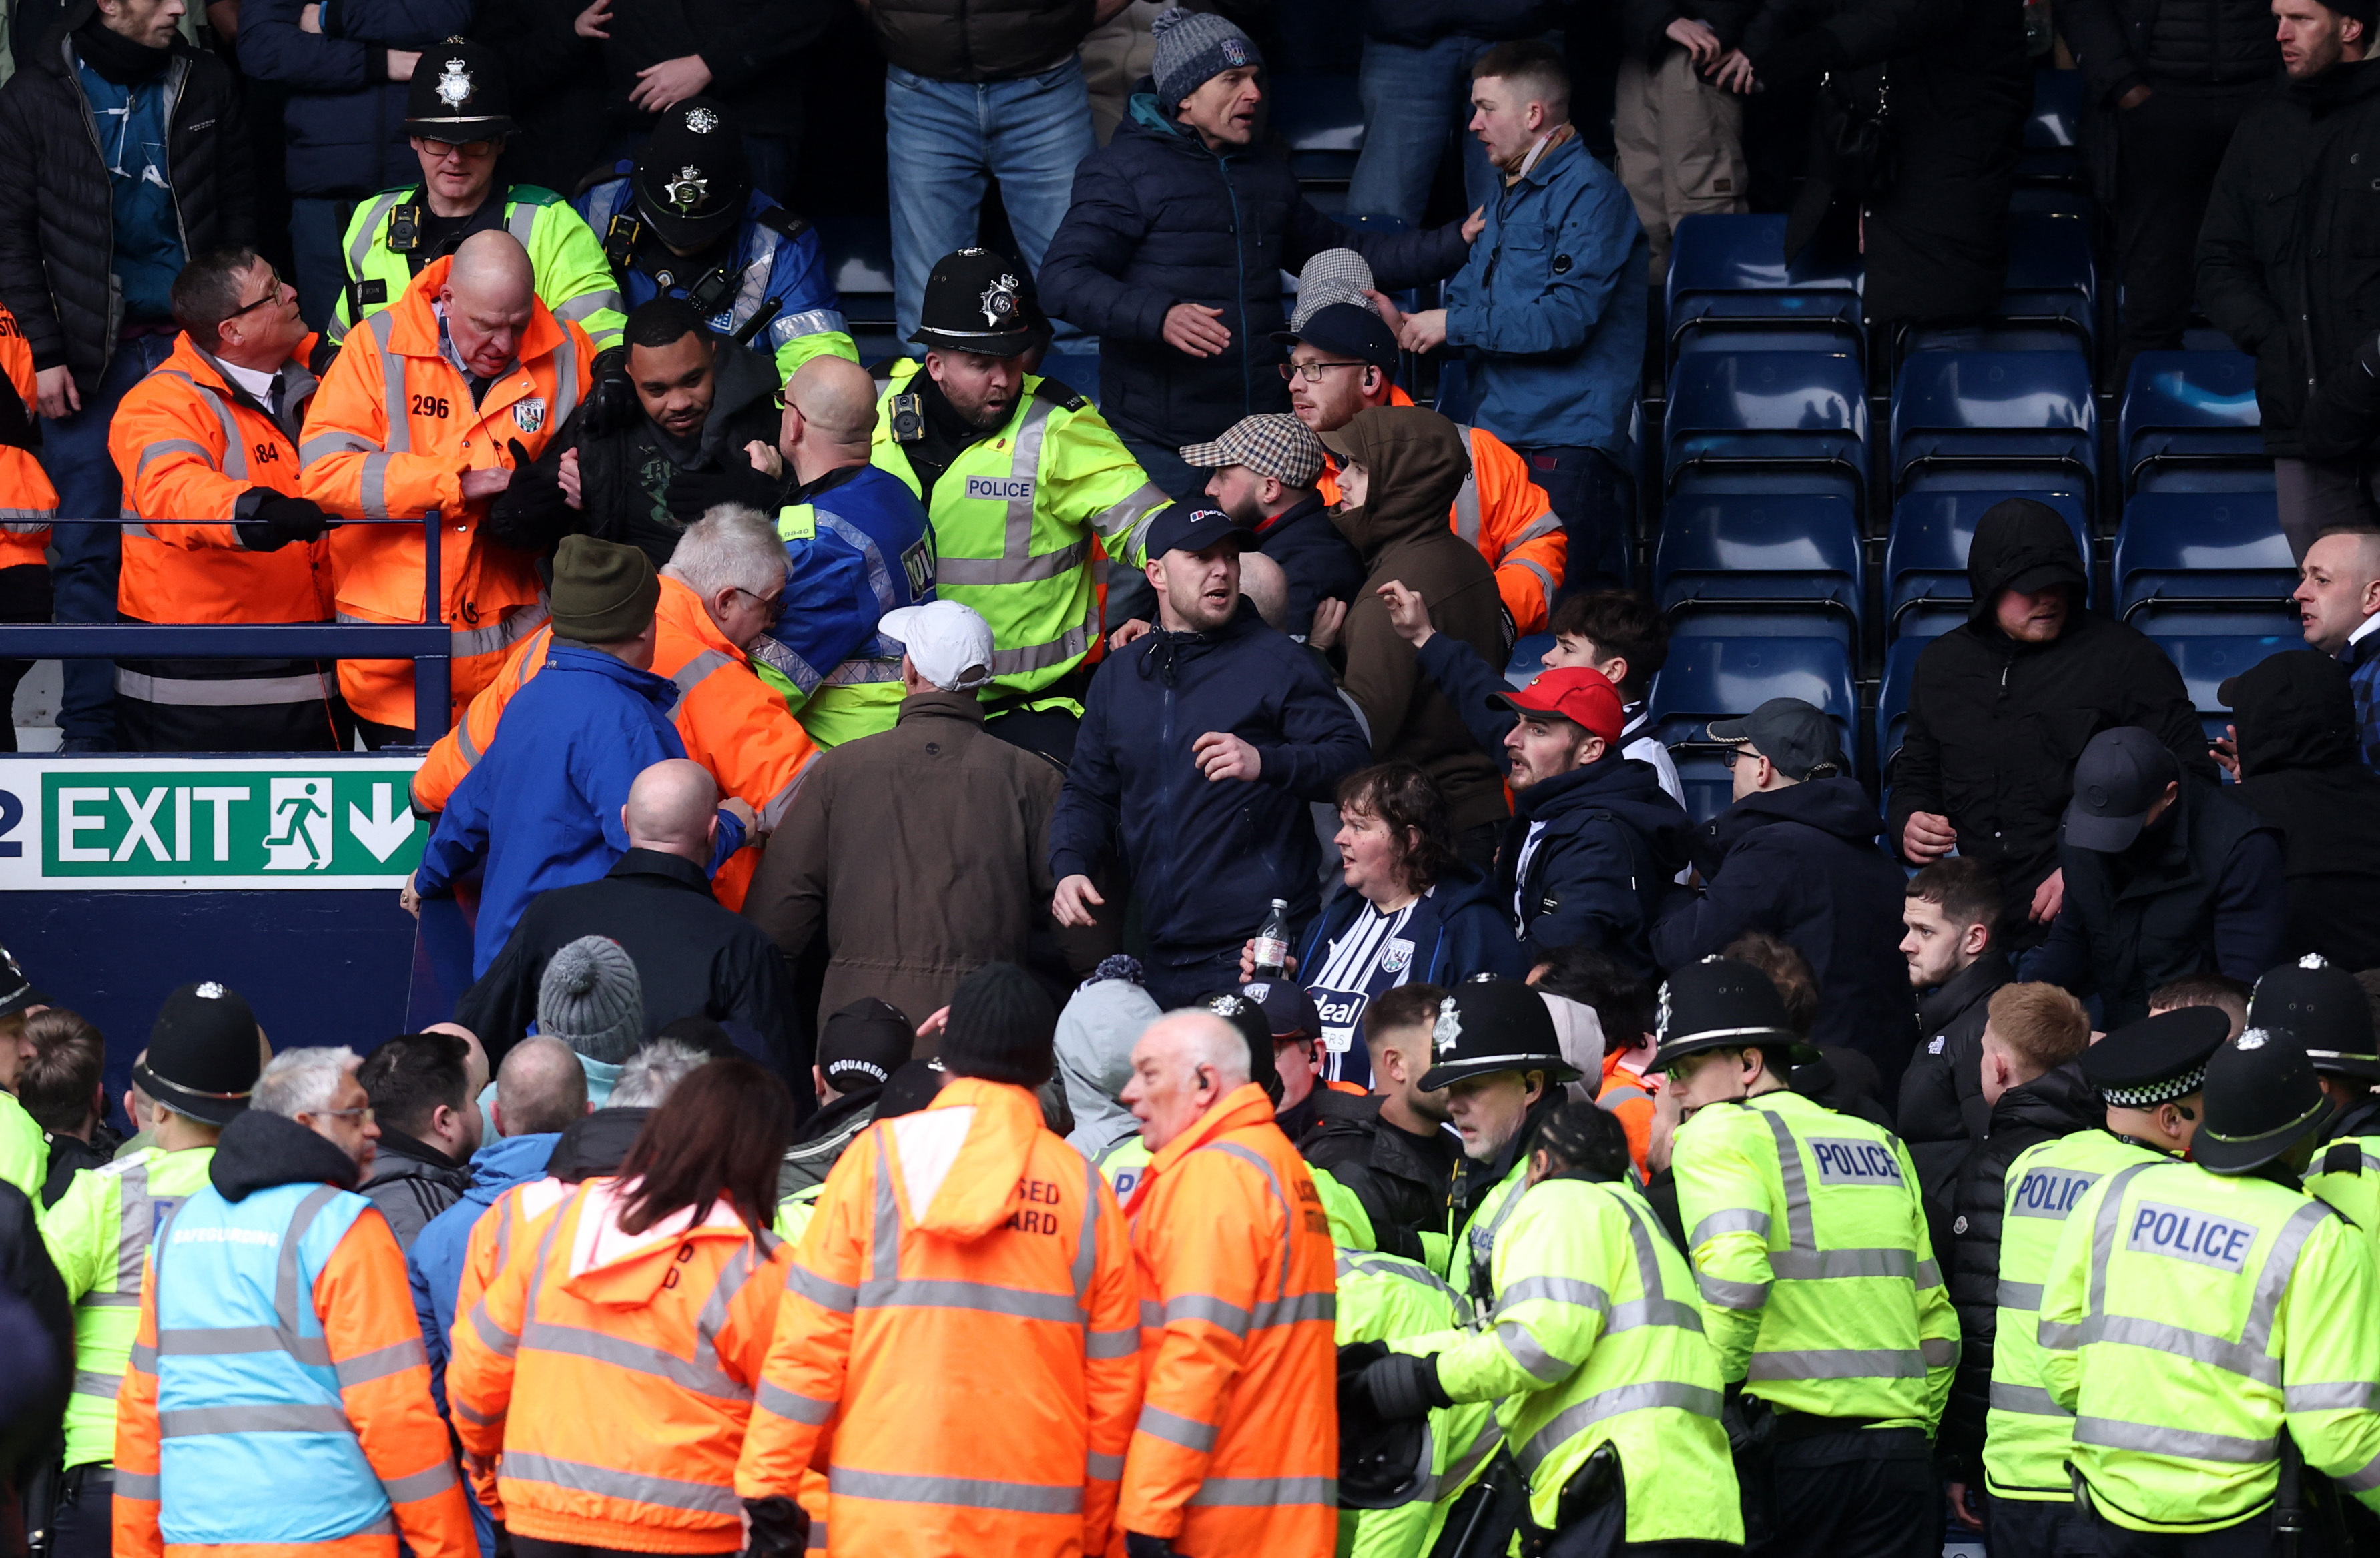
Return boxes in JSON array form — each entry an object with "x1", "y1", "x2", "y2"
[{"x1": 1488, "y1": 665, "x2": 1624, "y2": 745}]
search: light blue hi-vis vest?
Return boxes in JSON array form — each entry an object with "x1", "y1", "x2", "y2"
[{"x1": 141, "y1": 1180, "x2": 422, "y2": 1545}]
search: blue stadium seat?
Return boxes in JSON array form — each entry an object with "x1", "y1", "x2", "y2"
[
  {"x1": 2114, "y1": 492, "x2": 2297, "y2": 636},
  {"x1": 1663, "y1": 351, "x2": 1867, "y2": 502},
  {"x1": 2148, "y1": 632, "x2": 2302, "y2": 748},
  {"x1": 814, "y1": 213, "x2": 899, "y2": 364},
  {"x1": 1877, "y1": 635, "x2": 1925, "y2": 779},
  {"x1": 2013, "y1": 71, "x2": 2087, "y2": 214},
  {"x1": 1904, "y1": 214, "x2": 2096, "y2": 357},
  {"x1": 2026, "y1": 68, "x2": 2081, "y2": 153},
  {"x1": 1506, "y1": 633, "x2": 1554, "y2": 689},
  {"x1": 1653, "y1": 492, "x2": 1865, "y2": 647},
  {"x1": 1270, "y1": 73, "x2": 1366, "y2": 187},
  {"x1": 1884, "y1": 488, "x2": 2093, "y2": 641},
  {"x1": 1649, "y1": 636, "x2": 1860, "y2": 823},
  {"x1": 1892, "y1": 352, "x2": 2098, "y2": 505},
  {"x1": 1665, "y1": 214, "x2": 1865, "y2": 368},
  {"x1": 1036, "y1": 352, "x2": 1101, "y2": 403},
  {"x1": 2118, "y1": 351, "x2": 2269, "y2": 494}
]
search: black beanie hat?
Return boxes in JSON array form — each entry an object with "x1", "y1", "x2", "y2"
[{"x1": 939, "y1": 963, "x2": 1057, "y2": 1087}]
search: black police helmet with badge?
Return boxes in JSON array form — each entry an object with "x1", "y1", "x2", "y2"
[
  {"x1": 135, "y1": 980, "x2": 265, "y2": 1126},
  {"x1": 910, "y1": 247, "x2": 1049, "y2": 358},
  {"x1": 633, "y1": 98, "x2": 751, "y2": 253},
  {"x1": 2249, "y1": 955, "x2": 2380, "y2": 1084},
  {"x1": 1192, "y1": 990, "x2": 1281, "y2": 1104},
  {"x1": 1416, "y1": 976, "x2": 1577, "y2": 1092},
  {"x1": 1646, "y1": 957, "x2": 1817, "y2": 1074},
  {"x1": 0, "y1": 941, "x2": 47, "y2": 1023},
  {"x1": 404, "y1": 38, "x2": 517, "y2": 143},
  {"x1": 2194, "y1": 1026, "x2": 2336, "y2": 1175},
  {"x1": 1335, "y1": 1340, "x2": 1432, "y2": 1510},
  {"x1": 2079, "y1": 1006, "x2": 2229, "y2": 1110}
]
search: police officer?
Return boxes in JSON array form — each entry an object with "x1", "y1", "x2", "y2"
[
  {"x1": 1361, "y1": 1101, "x2": 1742, "y2": 1558},
  {"x1": 575, "y1": 99, "x2": 855, "y2": 384},
  {"x1": 1982, "y1": 1005, "x2": 2228, "y2": 1558},
  {"x1": 2040, "y1": 1027, "x2": 2380, "y2": 1553},
  {"x1": 333, "y1": 40, "x2": 623, "y2": 350},
  {"x1": 878, "y1": 248, "x2": 1171, "y2": 757},
  {"x1": 2253, "y1": 955, "x2": 2380, "y2": 1261},
  {"x1": 35, "y1": 984, "x2": 264, "y2": 1558},
  {"x1": 1659, "y1": 956, "x2": 1956, "y2": 1558}
]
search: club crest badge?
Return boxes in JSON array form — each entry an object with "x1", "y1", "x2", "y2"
[
  {"x1": 512, "y1": 397, "x2": 546, "y2": 433},
  {"x1": 436, "y1": 59, "x2": 472, "y2": 107},
  {"x1": 1381, "y1": 938, "x2": 1414, "y2": 975}
]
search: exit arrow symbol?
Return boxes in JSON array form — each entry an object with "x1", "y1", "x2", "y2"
[{"x1": 348, "y1": 783, "x2": 417, "y2": 862}]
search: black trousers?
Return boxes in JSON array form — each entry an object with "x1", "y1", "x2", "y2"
[
  {"x1": 1752, "y1": 1426, "x2": 1938, "y2": 1558},
  {"x1": 1986, "y1": 1489, "x2": 2100, "y2": 1558},
  {"x1": 0, "y1": 560, "x2": 50, "y2": 753},
  {"x1": 2112, "y1": 83, "x2": 2267, "y2": 382},
  {"x1": 1539, "y1": 1477, "x2": 1742, "y2": 1558},
  {"x1": 48, "y1": 1464, "x2": 112, "y2": 1558},
  {"x1": 2090, "y1": 1510, "x2": 2301, "y2": 1558}
]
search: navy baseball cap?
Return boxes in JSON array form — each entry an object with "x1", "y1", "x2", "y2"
[
  {"x1": 1243, "y1": 978, "x2": 1323, "y2": 1041},
  {"x1": 2063, "y1": 726, "x2": 2181, "y2": 853},
  {"x1": 1273, "y1": 300, "x2": 1398, "y2": 370},
  {"x1": 1144, "y1": 506, "x2": 1248, "y2": 559}
]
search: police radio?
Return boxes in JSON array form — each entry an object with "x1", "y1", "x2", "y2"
[
  {"x1": 603, "y1": 213, "x2": 645, "y2": 270},
  {"x1": 685, "y1": 268, "x2": 736, "y2": 316},
  {"x1": 890, "y1": 393, "x2": 925, "y2": 444},
  {"x1": 388, "y1": 202, "x2": 424, "y2": 254}
]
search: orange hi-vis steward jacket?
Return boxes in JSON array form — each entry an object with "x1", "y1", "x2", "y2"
[
  {"x1": 1315, "y1": 386, "x2": 1566, "y2": 635},
  {"x1": 0, "y1": 304, "x2": 54, "y2": 572},
  {"x1": 447, "y1": 1177, "x2": 792, "y2": 1555},
  {"x1": 109, "y1": 332, "x2": 330, "y2": 628},
  {"x1": 735, "y1": 1076, "x2": 1143, "y2": 1558},
  {"x1": 300, "y1": 254, "x2": 591, "y2": 729},
  {"x1": 1598, "y1": 1048, "x2": 1657, "y2": 1176},
  {"x1": 408, "y1": 574, "x2": 816, "y2": 910},
  {"x1": 113, "y1": 1187, "x2": 475, "y2": 1558},
  {"x1": 447, "y1": 1173, "x2": 578, "y2": 1523},
  {"x1": 1120, "y1": 1083, "x2": 1340, "y2": 1556}
]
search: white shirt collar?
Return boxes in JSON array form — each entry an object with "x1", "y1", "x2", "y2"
[
  {"x1": 2351, "y1": 612, "x2": 2380, "y2": 648},
  {"x1": 214, "y1": 358, "x2": 278, "y2": 403}
]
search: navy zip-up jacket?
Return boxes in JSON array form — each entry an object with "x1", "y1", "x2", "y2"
[
  {"x1": 1498, "y1": 751, "x2": 1693, "y2": 975},
  {"x1": 1049, "y1": 598, "x2": 1370, "y2": 952}
]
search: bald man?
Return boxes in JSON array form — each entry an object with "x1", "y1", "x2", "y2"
[
  {"x1": 2289, "y1": 527, "x2": 2380, "y2": 773},
  {"x1": 741, "y1": 352, "x2": 940, "y2": 747},
  {"x1": 451, "y1": 756, "x2": 806, "y2": 1090},
  {"x1": 531, "y1": 295, "x2": 788, "y2": 568},
  {"x1": 304, "y1": 229, "x2": 597, "y2": 744}
]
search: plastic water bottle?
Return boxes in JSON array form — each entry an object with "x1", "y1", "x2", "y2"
[{"x1": 1253, "y1": 898, "x2": 1291, "y2": 980}]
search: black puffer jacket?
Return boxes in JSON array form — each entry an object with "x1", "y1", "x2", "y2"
[
  {"x1": 2057, "y1": 0, "x2": 2278, "y2": 109},
  {"x1": 1888, "y1": 500, "x2": 2215, "y2": 900},
  {"x1": 1301, "y1": 1090, "x2": 1456, "y2": 1268},
  {"x1": 866, "y1": 0, "x2": 1093, "y2": 80},
  {"x1": 2199, "y1": 57, "x2": 2380, "y2": 455},
  {"x1": 1940, "y1": 1062, "x2": 2097, "y2": 1471},
  {"x1": 1897, "y1": 949, "x2": 2012, "y2": 1257},
  {"x1": 0, "y1": 5, "x2": 252, "y2": 390},
  {"x1": 2228, "y1": 648, "x2": 2380, "y2": 969},
  {"x1": 1039, "y1": 90, "x2": 1468, "y2": 450}
]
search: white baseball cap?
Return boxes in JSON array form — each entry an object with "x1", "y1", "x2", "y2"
[{"x1": 880, "y1": 600, "x2": 995, "y2": 691}]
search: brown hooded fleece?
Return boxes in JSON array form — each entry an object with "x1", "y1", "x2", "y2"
[{"x1": 1326, "y1": 406, "x2": 1512, "y2": 837}]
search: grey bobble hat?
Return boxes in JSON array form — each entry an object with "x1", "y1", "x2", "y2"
[
  {"x1": 537, "y1": 936, "x2": 645, "y2": 1064},
  {"x1": 1152, "y1": 7, "x2": 1264, "y2": 110}
]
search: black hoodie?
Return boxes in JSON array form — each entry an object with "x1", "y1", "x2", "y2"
[
  {"x1": 1653, "y1": 777, "x2": 1917, "y2": 1085},
  {"x1": 210, "y1": 1110, "x2": 366, "y2": 1202},
  {"x1": 2228, "y1": 649, "x2": 2380, "y2": 970},
  {"x1": 1498, "y1": 750, "x2": 1694, "y2": 978},
  {"x1": 1887, "y1": 500, "x2": 2216, "y2": 899}
]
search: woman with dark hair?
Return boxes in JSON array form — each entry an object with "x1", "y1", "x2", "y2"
[
  {"x1": 1247, "y1": 763, "x2": 1526, "y2": 1087},
  {"x1": 448, "y1": 1058, "x2": 797, "y2": 1558}
]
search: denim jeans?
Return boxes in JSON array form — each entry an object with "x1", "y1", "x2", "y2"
[
  {"x1": 289, "y1": 195, "x2": 353, "y2": 332},
  {"x1": 885, "y1": 57, "x2": 1096, "y2": 346},
  {"x1": 43, "y1": 330, "x2": 176, "y2": 747},
  {"x1": 1347, "y1": 33, "x2": 1498, "y2": 226},
  {"x1": 1518, "y1": 443, "x2": 1633, "y2": 593}
]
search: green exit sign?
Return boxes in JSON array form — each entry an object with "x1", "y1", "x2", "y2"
[{"x1": 0, "y1": 758, "x2": 426, "y2": 889}]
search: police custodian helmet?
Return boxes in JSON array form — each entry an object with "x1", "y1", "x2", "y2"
[{"x1": 910, "y1": 248, "x2": 1049, "y2": 357}]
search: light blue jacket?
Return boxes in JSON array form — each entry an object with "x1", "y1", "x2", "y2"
[{"x1": 1444, "y1": 134, "x2": 1646, "y2": 455}]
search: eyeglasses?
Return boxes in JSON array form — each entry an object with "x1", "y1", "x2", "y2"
[
  {"x1": 1279, "y1": 360, "x2": 1371, "y2": 384},
  {"x1": 313, "y1": 1104, "x2": 374, "y2": 1125},
  {"x1": 224, "y1": 272, "x2": 290, "y2": 322},
  {"x1": 730, "y1": 585, "x2": 784, "y2": 616},
  {"x1": 1719, "y1": 745, "x2": 1755, "y2": 769},
  {"x1": 423, "y1": 139, "x2": 497, "y2": 161}
]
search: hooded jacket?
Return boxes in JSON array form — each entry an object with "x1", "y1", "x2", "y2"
[
  {"x1": 1333, "y1": 407, "x2": 1513, "y2": 838},
  {"x1": 1038, "y1": 91, "x2": 1469, "y2": 450},
  {"x1": 1940, "y1": 1062, "x2": 2098, "y2": 1472},
  {"x1": 407, "y1": 1130, "x2": 561, "y2": 1417},
  {"x1": 735, "y1": 1077, "x2": 1143, "y2": 1558},
  {"x1": 1655, "y1": 777, "x2": 1918, "y2": 1087},
  {"x1": 1499, "y1": 752, "x2": 1695, "y2": 977},
  {"x1": 1887, "y1": 500, "x2": 2214, "y2": 897},
  {"x1": 1057, "y1": 976, "x2": 1163, "y2": 1160},
  {"x1": 448, "y1": 1174, "x2": 790, "y2": 1553},
  {"x1": 1051, "y1": 597, "x2": 1370, "y2": 953},
  {"x1": 2226, "y1": 649, "x2": 2380, "y2": 970},
  {"x1": 356, "y1": 1125, "x2": 473, "y2": 1254}
]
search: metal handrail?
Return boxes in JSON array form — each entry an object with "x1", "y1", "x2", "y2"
[{"x1": 0, "y1": 512, "x2": 453, "y2": 737}]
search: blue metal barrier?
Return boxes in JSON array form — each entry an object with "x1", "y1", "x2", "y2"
[{"x1": 0, "y1": 512, "x2": 455, "y2": 738}]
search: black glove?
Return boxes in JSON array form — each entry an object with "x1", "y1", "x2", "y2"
[
  {"x1": 740, "y1": 1495, "x2": 808, "y2": 1558},
  {"x1": 1124, "y1": 1534, "x2": 1176, "y2": 1558},
  {"x1": 1362, "y1": 1351, "x2": 1452, "y2": 1422},
  {"x1": 485, "y1": 438, "x2": 574, "y2": 552},
  {"x1": 581, "y1": 346, "x2": 637, "y2": 439},
  {"x1": 236, "y1": 494, "x2": 332, "y2": 551},
  {"x1": 667, "y1": 460, "x2": 785, "y2": 518}
]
